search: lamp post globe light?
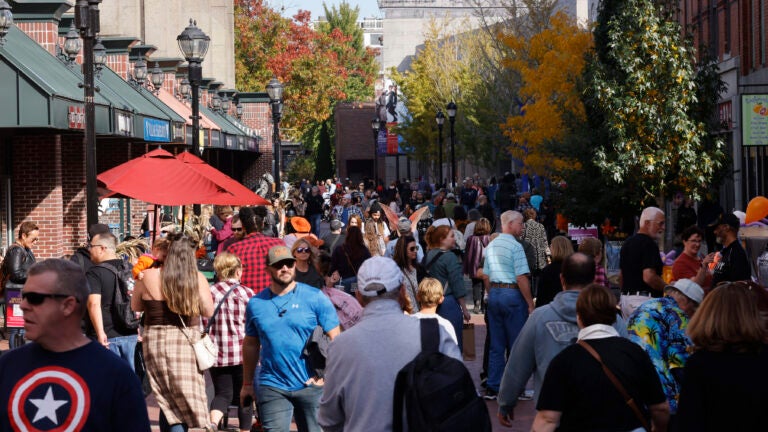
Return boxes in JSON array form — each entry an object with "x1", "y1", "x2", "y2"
[
  {"x1": 63, "y1": 23, "x2": 81, "y2": 63},
  {"x1": 0, "y1": 0, "x2": 13, "y2": 47},
  {"x1": 435, "y1": 110, "x2": 445, "y2": 188},
  {"x1": 177, "y1": 19, "x2": 210, "y2": 158},
  {"x1": 93, "y1": 37, "x2": 107, "y2": 75},
  {"x1": 371, "y1": 117, "x2": 381, "y2": 186},
  {"x1": 74, "y1": 0, "x2": 102, "y2": 227},
  {"x1": 133, "y1": 56, "x2": 147, "y2": 85},
  {"x1": 150, "y1": 62, "x2": 164, "y2": 94},
  {"x1": 446, "y1": 101, "x2": 457, "y2": 188},
  {"x1": 266, "y1": 77, "x2": 284, "y2": 193}
]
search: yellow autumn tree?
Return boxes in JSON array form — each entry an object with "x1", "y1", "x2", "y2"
[{"x1": 499, "y1": 11, "x2": 593, "y2": 177}]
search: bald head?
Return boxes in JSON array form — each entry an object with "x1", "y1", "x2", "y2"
[{"x1": 561, "y1": 252, "x2": 596, "y2": 289}]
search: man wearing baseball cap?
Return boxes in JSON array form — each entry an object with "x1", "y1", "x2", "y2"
[
  {"x1": 384, "y1": 217, "x2": 424, "y2": 262},
  {"x1": 319, "y1": 256, "x2": 461, "y2": 431},
  {"x1": 240, "y1": 245, "x2": 340, "y2": 432},
  {"x1": 627, "y1": 278, "x2": 705, "y2": 422},
  {"x1": 711, "y1": 212, "x2": 751, "y2": 285}
]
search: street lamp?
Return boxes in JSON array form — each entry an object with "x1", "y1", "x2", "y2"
[
  {"x1": 93, "y1": 37, "x2": 106, "y2": 76},
  {"x1": 150, "y1": 62, "x2": 164, "y2": 94},
  {"x1": 133, "y1": 56, "x2": 147, "y2": 85},
  {"x1": 371, "y1": 117, "x2": 381, "y2": 184},
  {"x1": 446, "y1": 101, "x2": 457, "y2": 188},
  {"x1": 178, "y1": 77, "x2": 190, "y2": 100},
  {"x1": 266, "y1": 77, "x2": 284, "y2": 193},
  {"x1": 435, "y1": 110, "x2": 444, "y2": 188},
  {"x1": 75, "y1": 0, "x2": 102, "y2": 227},
  {"x1": 235, "y1": 101, "x2": 243, "y2": 119},
  {"x1": 177, "y1": 19, "x2": 210, "y2": 158},
  {"x1": 220, "y1": 93, "x2": 231, "y2": 113},
  {"x1": 0, "y1": 0, "x2": 12, "y2": 47},
  {"x1": 63, "y1": 23, "x2": 81, "y2": 63}
]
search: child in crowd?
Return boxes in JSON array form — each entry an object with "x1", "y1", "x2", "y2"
[
  {"x1": 132, "y1": 238, "x2": 170, "y2": 280},
  {"x1": 413, "y1": 278, "x2": 458, "y2": 344}
]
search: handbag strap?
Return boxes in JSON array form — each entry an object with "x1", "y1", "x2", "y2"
[
  {"x1": 204, "y1": 282, "x2": 240, "y2": 334},
  {"x1": 343, "y1": 246, "x2": 358, "y2": 274},
  {"x1": 577, "y1": 340, "x2": 651, "y2": 431}
]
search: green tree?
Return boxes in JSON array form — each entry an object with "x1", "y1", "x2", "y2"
[{"x1": 584, "y1": 0, "x2": 725, "y2": 205}]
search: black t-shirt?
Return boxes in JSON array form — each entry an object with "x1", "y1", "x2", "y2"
[
  {"x1": 536, "y1": 260, "x2": 563, "y2": 308},
  {"x1": 85, "y1": 259, "x2": 135, "y2": 338},
  {"x1": 620, "y1": 233, "x2": 663, "y2": 296},
  {"x1": 295, "y1": 264, "x2": 324, "y2": 290},
  {"x1": 677, "y1": 345, "x2": 768, "y2": 431},
  {"x1": 711, "y1": 240, "x2": 751, "y2": 285},
  {"x1": 537, "y1": 337, "x2": 666, "y2": 432}
]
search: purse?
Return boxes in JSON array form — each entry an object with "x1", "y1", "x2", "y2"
[
  {"x1": 178, "y1": 282, "x2": 241, "y2": 371},
  {"x1": 179, "y1": 315, "x2": 218, "y2": 371}
]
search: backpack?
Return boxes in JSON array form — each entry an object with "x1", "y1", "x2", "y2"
[
  {"x1": 98, "y1": 263, "x2": 140, "y2": 333},
  {"x1": 393, "y1": 319, "x2": 492, "y2": 432}
]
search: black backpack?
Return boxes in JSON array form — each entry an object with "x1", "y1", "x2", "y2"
[
  {"x1": 98, "y1": 263, "x2": 140, "y2": 333},
  {"x1": 393, "y1": 319, "x2": 492, "y2": 432}
]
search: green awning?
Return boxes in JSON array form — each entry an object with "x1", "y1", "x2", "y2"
[
  {"x1": 0, "y1": 25, "x2": 111, "y2": 132},
  {"x1": 199, "y1": 106, "x2": 261, "y2": 152}
]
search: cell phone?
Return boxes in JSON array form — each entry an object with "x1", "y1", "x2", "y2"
[{"x1": 242, "y1": 395, "x2": 253, "y2": 407}]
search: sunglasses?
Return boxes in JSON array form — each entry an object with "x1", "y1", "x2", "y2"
[
  {"x1": 22, "y1": 291, "x2": 74, "y2": 305},
  {"x1": 408, "y1": 246, "x2": 418, "y2": 252},
  {"x1": 232, "y1": 227, "x2": 243, "y2": 232},
  {"x1": 295, "y1": 247, "x2": 310, "y2": 253},
  {"x1": 270, "y1": 260, "x2": 296, "y2": 270},
  {"x1": 87, "y1": 243, "x2": 107, "y2": 250}
]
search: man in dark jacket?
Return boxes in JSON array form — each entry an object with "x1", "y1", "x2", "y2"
[{"x1": 70, "y1": 223, "x2": 111, "y2": 273}]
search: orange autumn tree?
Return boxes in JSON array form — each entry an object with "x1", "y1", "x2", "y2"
[{"x1": 499, "y1": 12, "x2": 593, "y2": 177}]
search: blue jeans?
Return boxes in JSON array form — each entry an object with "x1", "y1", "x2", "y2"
[
  {"x1": 309, "y1": 213, "x2": 322, "y2": 236},
  {"x1": 437, "y1": 295, "x2": 464, "y2": 351},
  {"x1": 108, "y1": 334, "x2": 138, "y2": 372},
  {"x1": 486, "y1": 287, "x2": 528, "y2": 391},
  {"x1": 340, "y1": 276, "x2": 357, "y2": 295},
  {"x1": 256, "y1": 385, "x2": 323, "y2": 432}
]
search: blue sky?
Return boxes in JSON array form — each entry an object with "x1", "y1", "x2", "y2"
[{"x1": 277, "y1": 0, "x2": 382, "y2": 20}]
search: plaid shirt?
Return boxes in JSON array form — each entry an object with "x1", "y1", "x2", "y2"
[
  {"x1": 225, "y1": 233, "x2": 285, "y2": 293},
  {"x1": 204, "y1": 279, "x2": 255, "y2": 367}
]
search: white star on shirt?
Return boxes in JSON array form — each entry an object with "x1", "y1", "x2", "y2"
[{"x1": 29, "y1": 386, "x2": 68, "y2": 425}]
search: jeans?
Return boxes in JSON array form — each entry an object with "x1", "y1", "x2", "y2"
[
  {"x1": 159, "y1": 410, "x2": 187, "y2": 432},
  {"x1": 309, "y1": 213, "x2": 322, "y2": 236},
  {"x1": 211, "y1": 365, "x2": 253, "y2": 429},
  {"x1": 437, "y1": 295, "x2": 464, "y2": 351},
  {"x1": 108, "y1": 334, "x2": 138, "y2": 372},
  {"x1": 256, "y1": 385, "x2": 323, "y2": 432},
  {"x1": 486, "y1": 287, "x2": 528, "y2": 391},
  {"x1": 9, "y1": 328, "x2": 26, "y2": 349}
]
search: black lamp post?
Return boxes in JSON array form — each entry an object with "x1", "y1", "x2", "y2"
[
  {"x1": 0, "y1": 0, "x2": 12, "y2": 47},
  {"x1": 371, "y1": 117, "x2": 381, "y2": 185},
  {"x1": 446, "y1": 101, "x2": 457, "y2": 188},
  {"x1": 435, "y1": 110, "x2": 444, "y2": 188},
  {"x1": 266, "y1": 77, "x2": 284, "y2": 193},
  {"x1": 75, "y1": 0, "x2": 101, "y2": 227},
  {"x1": 177, "y1": 19, "x2": 210, "y2": 158}
]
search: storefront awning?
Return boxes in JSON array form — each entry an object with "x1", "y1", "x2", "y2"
[{"x1": 199, "y1": 106, "x2": 261, "y2": 152}]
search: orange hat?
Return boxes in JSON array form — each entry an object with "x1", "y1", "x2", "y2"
[{"x1": 290, "y1": 217, "x2": 312, "y2": 233}]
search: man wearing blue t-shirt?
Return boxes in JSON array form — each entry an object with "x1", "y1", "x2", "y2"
[
  {"x1": 240, "y1": 245, "x2": 340, "y2": 432},
  {"x1": 0, "y1": 259, "x2": 149, "y2": 432}
]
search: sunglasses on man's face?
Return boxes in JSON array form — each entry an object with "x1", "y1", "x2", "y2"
[
  {"x1": 270, "y1": 260, "x2": 296, "y2": 270},
  {"x1": 408, "y1": 246, "x2": 418, "y2": 252},
  {"x1": 232, "y1": 227, "x2": 243, "y2": 232},
  {"x1": 22, "y1": 291, "x2": 75, "y2": 305}
]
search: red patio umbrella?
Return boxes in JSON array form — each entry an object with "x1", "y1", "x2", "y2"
[
  {"x1": 97, "y1": 148, "x2": 232, "y2": 205},
  {"x1": 175, "y1": 151, "x2": 270, "y2": 206}
]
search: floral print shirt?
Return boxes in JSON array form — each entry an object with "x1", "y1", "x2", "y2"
[{"x1": 627, "y1": 296, "x2": 692, "y2": 413}]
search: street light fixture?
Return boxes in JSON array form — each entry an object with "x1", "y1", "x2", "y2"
[
  {"x1": 220, "y1": 93, "x2": 231, "y2": 113},
  {"x1": 266, "y1": 76, "x2": 284, "y2": 193},
  {"x1": 75, "y1": 0, "x2": 102, "y2": 227},
  {"x1": 133, "y1": 56, "x2": 147, "y2": 85},
  {"x1": 179, "y1": 78, "x2": 190, "y2": 100},
  {"x1": 177, "y1": 19, "x2": 210, "y2": 159},
  {"x1": 446, "y1": 101, "x2": 457, "y2": 188},
  {"x1": 371, "y1": 117, "x2": 381, "y2": 184},
  {"x1": 235, "y1": 101, "x2": 243, "y2": 119},
  {"x1": 150, "y1": 62, "x2": 164, "y2": 94},
  {"x1": 93, "y1": 37, "x2": 106, "y2": 75},
  {"x1": 63, "y1": 23, "x2": 81, "y2": 63},
  {"x1": 210, "y1": 92, "x2": 222, "y2": 111},
  {"x1": 0, "y1": 0, "x2": 12, "y2": 47},
  {"x1": 435, "y1": 110, "x2": 444, "y2": 188}
]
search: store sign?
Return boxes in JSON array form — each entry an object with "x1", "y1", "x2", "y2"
[
  {"x1": 143, "y1": 118, "x2": 170, "y2": 142},
  {"x1": 741, "y1": 94, "x2": 768, "y2": 146},
  {"x1": 68, "y1": 106, "x2": 84, "y2": 130}
]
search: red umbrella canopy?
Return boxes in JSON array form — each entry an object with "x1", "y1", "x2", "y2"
[
  {"x1": 175, "y1": 151, "x2": 270, "y2": 206},
  {"x1": 97, "y1": 148, "x2": 231, "y2": 205}
]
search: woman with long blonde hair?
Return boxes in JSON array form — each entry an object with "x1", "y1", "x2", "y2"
[{"x1": 132, "y1": 233, "x2": 215, "y2": 432}]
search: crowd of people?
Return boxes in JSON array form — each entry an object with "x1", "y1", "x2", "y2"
[{"x1": 0, "y1": 173, "x2": 766, "y2": 432}]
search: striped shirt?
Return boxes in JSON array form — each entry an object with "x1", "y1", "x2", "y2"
[{"x1": 483, "y1": 233, "x2": 530, "y2": 283}]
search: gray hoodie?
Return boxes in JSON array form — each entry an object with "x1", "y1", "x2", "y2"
[{"x1": 497, "y1": 289, "x2": 628, "y2": 416}]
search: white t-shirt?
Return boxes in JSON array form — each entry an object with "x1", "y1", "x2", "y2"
[{"x1": 412, "y1": 312, "x2": 458, "y2": 344}]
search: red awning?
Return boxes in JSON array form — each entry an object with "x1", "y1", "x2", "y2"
[
  {"x1": 97, "y1": 148, "x2": 233, "y2": 205},
  {"x1": 175, "y1": 151, "x2": 270, "y2": 206}
]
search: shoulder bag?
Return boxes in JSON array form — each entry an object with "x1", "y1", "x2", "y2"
[
  {"x1": 179, "y1": 282, "x2": 240, "y2": 371},
  {"x1": 578, "y1": 340, "x2": 651, "y2": 431}
]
